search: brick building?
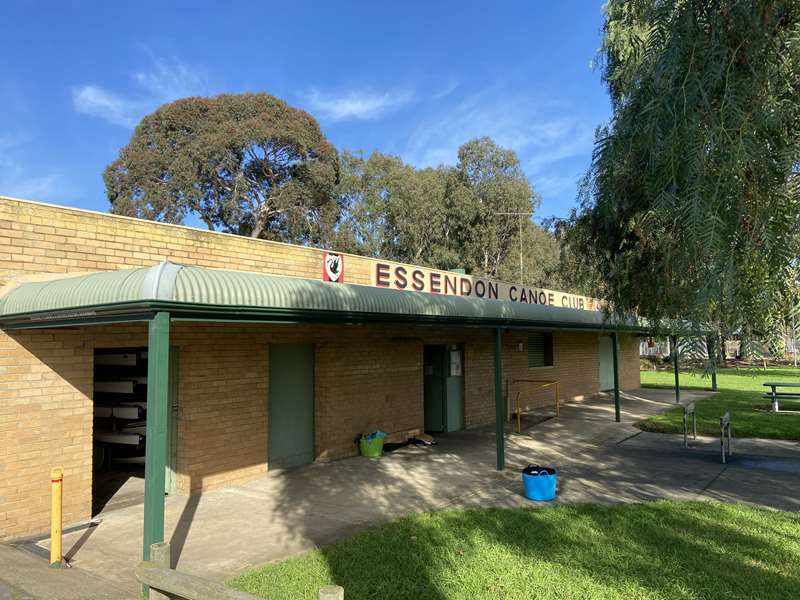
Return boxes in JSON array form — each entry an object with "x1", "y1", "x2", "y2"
[{"x1": 0, "y1": 197, "x2": 644, "y2": 551}]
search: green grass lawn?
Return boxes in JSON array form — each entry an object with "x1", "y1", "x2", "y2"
[
  {"x1": 638, "y1": 367, "x2": 800, "y2": 440},
  {"x1": 229, "y1": 501, "x2": 800, "y2": 600}
]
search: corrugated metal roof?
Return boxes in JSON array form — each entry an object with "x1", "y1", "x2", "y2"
[
  {"x1": 0, "y1": 268, "x2": 149, "y2": 314},
  {"x1": 0, "y1": 261, "x2": 642, "y2": 331}
]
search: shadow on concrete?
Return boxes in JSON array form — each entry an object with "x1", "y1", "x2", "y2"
[
  {"x1": 169, "y1": 492, "x2": 201, "y2": 568},
  {"x1": 64, "y1": 521, "x2": 100, "y2": 563},
  {"x1": 38, "y1": 383, "x2": 800, "y2": 598}
]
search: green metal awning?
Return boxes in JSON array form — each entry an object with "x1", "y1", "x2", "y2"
[{"x1": 0, "y1": 261, "x2": 648, "y2": 332}]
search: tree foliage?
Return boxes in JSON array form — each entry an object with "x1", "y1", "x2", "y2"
[
  {"x1": 104, "y1": 93, "x2": 339, "y2": 244},
  {"x1": 457, "y1": 138, "x2": 541, "y2": 278},
  {"x1": 105, "y1": 92, "x2": 563, "y2": 288},
  {"x1": 335, "y1": 138, "x2": 559, "y2": 286},
  {"x1": 564, "y1": 0, "x2": 800, "y2": 335}
]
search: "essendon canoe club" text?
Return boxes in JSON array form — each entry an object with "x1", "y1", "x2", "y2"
[{"x1": 373, "y1": 263, "x2": 597, "y2": 310}]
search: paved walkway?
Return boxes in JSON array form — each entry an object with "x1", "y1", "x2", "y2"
[{"x1": 3, "y1": 387, "x2": 799, "y2": 599}]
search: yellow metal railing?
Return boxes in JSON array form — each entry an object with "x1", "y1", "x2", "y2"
[{"x1": 512, "y1": 379, "x2": 560, "y2": 433}]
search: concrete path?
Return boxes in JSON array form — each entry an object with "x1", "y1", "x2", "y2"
[
  {"x1": 4, "y1": 386, "x2": 799, "y2": 599},
  {"x1": 0, "y1": 545, "x2": 132, "y2": 600}
]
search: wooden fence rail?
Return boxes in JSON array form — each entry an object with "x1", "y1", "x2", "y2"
[{"x1": 136, "y1": 542, "x2": 344, "y2": 600}]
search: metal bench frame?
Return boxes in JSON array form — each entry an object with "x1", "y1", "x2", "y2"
[
  {"x1": 762, "y1": 382, "x2": 800, "y2": 412},
  {"x1": 720, "y1": 411, "x2": 732, "y2": 464},
  {"x1": 683, "y1": 402, "x2": 697, "y2": 448}
]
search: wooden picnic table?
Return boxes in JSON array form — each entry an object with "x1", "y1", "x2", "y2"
[
  {"x1": 511, "y1": 379, "x2": 560, "y2": 432},
  {"x1": 762, "y1": 382, "x2": 800, "y2": 412}
]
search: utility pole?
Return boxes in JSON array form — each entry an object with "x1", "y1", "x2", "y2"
[{"x1": 495, "y1": 211, "x2": 533, "y2": 283}]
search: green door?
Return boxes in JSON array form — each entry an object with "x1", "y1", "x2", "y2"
[
  {"x1": 424, "y1": 345, "x2": 446, "y2": 432},
  {"x1": 598, "y1": 335, "x2": 614, "y2": 391},
  {"x1": 445, "y1": 346, "x2": 464, "y2": 432},
  {"x1": 268, "y1": 344, "x2": 315, "y2": 470}
]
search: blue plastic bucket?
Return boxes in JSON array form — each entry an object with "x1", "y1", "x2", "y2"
[{"x1": 522, "y1": 465, "x2": 557, "y2": 501}]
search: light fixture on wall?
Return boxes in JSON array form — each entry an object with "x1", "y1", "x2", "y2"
[{"x1": 518, "y1": 341, "x2": 524, "y2": 352}]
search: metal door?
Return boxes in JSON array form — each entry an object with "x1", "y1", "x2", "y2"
[
  {"x1": 598, "y1": 335, "x2": 614, "y2": 392},
  {"x1": 268, "y1": 344, "x2": 315, "y2": 470},
  {"x1": 445, "y1": 346, "x2": 464, "y2": 432},
  {"x1": 424, "y1": 345, "x2": 447, "y2": 432}
]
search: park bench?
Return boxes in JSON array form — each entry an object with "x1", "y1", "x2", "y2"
[{"x1": 762, "y1": 382, "x2": 800, "y2": 412}]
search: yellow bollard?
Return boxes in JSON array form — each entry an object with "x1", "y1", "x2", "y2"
[{"x1": 50, "y1": 466, "x2": 63, "y2": 568}]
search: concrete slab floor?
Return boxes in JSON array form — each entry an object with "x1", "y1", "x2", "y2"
[{"x1": 7, "y1": 387, "x2": 799, "y2": 599}]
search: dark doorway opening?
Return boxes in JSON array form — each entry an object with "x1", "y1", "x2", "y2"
[{"x1": 92, "y1": 347, "x2": 148, "y2": 515}]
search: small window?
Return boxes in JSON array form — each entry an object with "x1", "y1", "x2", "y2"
[{"x1": 528, "y1": 332, "x2": 554, "y2": 368}]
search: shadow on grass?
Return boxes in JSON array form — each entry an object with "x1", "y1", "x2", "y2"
[
  {"x1": 639, "y1": 369, "x2": 800, "y2": 440},
  {"x1": 472, "y1": 501, "x2": 800, "y2": 599},
  {"x1": 231, "y1": 501, "x2": 800, "y2": 600}
]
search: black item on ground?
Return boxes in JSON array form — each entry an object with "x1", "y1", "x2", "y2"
[{"x1": 382, "y1": 437, "x2": 438, "y2": 453}]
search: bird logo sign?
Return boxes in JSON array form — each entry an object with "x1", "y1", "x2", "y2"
[{"x1": 323, "y1": 252, "x2": 344, "y2": 283}]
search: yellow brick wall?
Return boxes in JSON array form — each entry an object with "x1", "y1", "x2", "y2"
[
  {"x1": 171, "y1": 325, "x2": 269, "y2": 493},
  {"x1": 0, "y1": 197, "x2": 641, "y2": 540},
  {"x1": 315, "y1": 330, "x2": 423, "y2": 460},
  {"x1": 0, "y1": 197, "x2": 377, "y2": 289},
  {"x1": 0, "y1": 321, "x2": 640, "y2": 540},
  {"x1": 460, "y1": 331, "x2": 641, "y2": 428},
  {"x1": 0, "y1": 328, "x2": 93, "y2": 541},
  {"x1": 619, "y1": 334, "x2": 642, "y2": 390}
]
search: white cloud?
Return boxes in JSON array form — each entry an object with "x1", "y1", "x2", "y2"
[
  {"x1": 432, "y1": 78, "x2": 459, "y2": 100},
  {"x1": 403, "y1": 90, "x2": 594, "y2": 175},
  {"x1": 534, "y1": 173, "x2": 582, "y2": 198},
  {"x1": 133, "y1": 57, "x2": 205, "y2": 100},
  {"x1": 72, "y1": 56, "x2": 207, "y2": 128},
  {"x1": 0, "y1": 134, "x2": 66, "y2": 201},
  {"x1": 72, "y1": 85, "x2": 139, "y2": 127},
  {"x1": 396, "y1": 87, "x2": 599, "y2": 215},
  {"x1": 300, "y1": 88, "x2": 413, "y2": 121}
]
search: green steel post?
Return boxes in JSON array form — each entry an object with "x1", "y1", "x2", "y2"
[
  {"x1": 672, "y1": 335, "x2": 680, "y2": 404},
  {"x1": 143, "y1": 312, "x2": 170, "y2": 567},
  {"x1": 494, "y1": 327, "x2": 505, "y2": 471},
  {"x1": 611, "y1": 332, "x2": 621, "y2": 422},
  {"x1": 707, "y1": 336, "x2": 717, "y2": 392}
]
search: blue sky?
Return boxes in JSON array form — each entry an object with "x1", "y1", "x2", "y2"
[{"x1": 0, "y1": 1, "x2": 610, "y2": 221}]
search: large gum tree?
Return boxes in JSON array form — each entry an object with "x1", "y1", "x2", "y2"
[{"x1": 104, "y1": 92, "x2": 340, "y2": 244}]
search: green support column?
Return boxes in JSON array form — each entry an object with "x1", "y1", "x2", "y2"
[
  {"x1": 672, "y1": 335, "x2": 680, "y2": 404},
  {"x1": 611, "y1": 332, "x2": 621, "y2": 422},
  {"x1": 707, "y1": 335, "x2": 717, "y2": 392},
  {"x1": 143, "y1": 312, "x2": 170, "y2": 564},
  {"x1": 494, "y1": 327, "x2": 505, "y2": 471}
]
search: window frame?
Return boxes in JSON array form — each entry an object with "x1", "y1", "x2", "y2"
[{"x1": 527, "y1": 332, "x2": 554, "y2": 368}]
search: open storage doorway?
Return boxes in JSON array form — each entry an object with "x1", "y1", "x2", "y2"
[{"x1": 92, "y1": 347, "x2": 178, "y2": 515}]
